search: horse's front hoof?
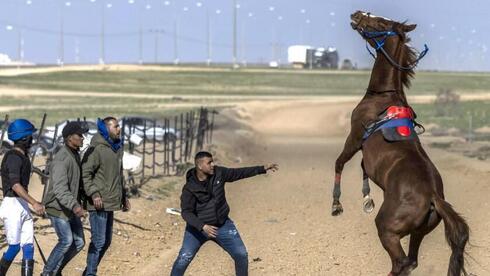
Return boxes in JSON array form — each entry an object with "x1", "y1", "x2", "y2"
[
  {"x1": 363, "y1": 195, "x2": 375, "y2": 213},
  {"x1": 331, "y1": 201, "x2": 344, "y2": 216}
]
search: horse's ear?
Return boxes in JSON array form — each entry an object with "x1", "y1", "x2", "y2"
[{"x1": 402, "y1": 24, "x2": 417, "y2": 33}]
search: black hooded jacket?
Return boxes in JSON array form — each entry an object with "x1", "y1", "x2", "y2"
[{"x1": 180, "y1": 165, "x2": 266, "y2": 230}]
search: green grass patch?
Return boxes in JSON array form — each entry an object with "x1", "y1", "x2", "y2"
[
  {"x1": 1, "y1": 68, "x2": 489, "y2": 126},
  {"x1": 1, "y1": 69, "x2": 490, "y2": 96},
  {"x1": 412, "y1": 100, "x2": 489, "y2": 131}
]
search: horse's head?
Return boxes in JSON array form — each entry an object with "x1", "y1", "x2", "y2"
[{"x1": 350, "y1": 11, "x2": 416, "y2": 48}]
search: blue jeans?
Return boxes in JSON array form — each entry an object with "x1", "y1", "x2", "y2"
[
  {"x1": 171, "y1": 219, "x2": 248, "y2": 276},
  {"x1": 42, "y1": 215, "x2": 85, "y2": 275},
  {"x1": 83, "y1": 211, "x2": 113, "y2": 276}
]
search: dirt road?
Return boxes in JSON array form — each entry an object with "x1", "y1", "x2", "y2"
[
  {"x1": 6, "y1": 99, "x2": 489, "y2": 275},
  {"x1": 146, "y1": 100, "x2": 489, "y2": 275}
]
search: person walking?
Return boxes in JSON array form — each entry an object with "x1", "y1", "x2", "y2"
[
  {"x1": 41, "y1": 121, "x2": 88, "y2": 275},
  {"x1": 82, "y1": 117, "x2": 130, "y2": 276},
  {"x1": 0, "y1": 119, "x2": 45, "y2": 276}
]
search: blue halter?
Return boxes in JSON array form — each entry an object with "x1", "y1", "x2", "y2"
[
  {"x1": 362, "y1": 29, "x2": 429, "y2": 71},
  {"x1": 362, "y1": 30, "x2": 397, "y2": 54}
]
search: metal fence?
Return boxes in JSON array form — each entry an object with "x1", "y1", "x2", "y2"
[
  {"x1": 122, "y1": 107, "x2": 216, "y2": 193},
  {"x1": 0, "y1": 107, "x2": 217, "y2": 193}
]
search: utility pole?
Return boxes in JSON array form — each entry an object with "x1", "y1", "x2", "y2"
[
  {"x1": 18, "y1": 29, "x2": 24, "y2": 64},
  {"x1": 173, "y1": 19, "x2": 179, "y2": 64},
  {"x1": 16, "y1": 17, "x2": 21, "y2": 67},
  {"x1": 154, "y1": 31, "x2": 158, "y2": 63},
  {"x1": 232, "y1": 0, "x2": 237, "y2": 68},
  {"x1": 100, "y1": 0, "x2": 106, "y2": 64},
  {"x1": 139, "y1": 24, "x2": 143, "y2": 64},
  {"x1": 206, "y1": 9, "x2": 211, "y2": 66},
  {"x1": 59, "y1": 3, "x2": 65, "y2": 66},
  {"x1": 240, "y1": 20, "x2": 245, "y2": 66},
  {"x1": 152, "y1": 29, "x2": 163, "y2": 64},
  {"x1": 75, "y1": 37, "x2": 80, "y2": 64}
]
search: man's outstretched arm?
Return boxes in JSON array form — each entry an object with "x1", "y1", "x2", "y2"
[{"x1": 221, "y1": 163, "x2": 279, "y2": 182}]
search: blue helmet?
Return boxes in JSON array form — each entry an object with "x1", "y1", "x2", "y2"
[{"x1": 8, "y1": 119, "x2": 37, "y2": 142}]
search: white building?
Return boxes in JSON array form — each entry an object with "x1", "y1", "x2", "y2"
[
  {"x1": 0, "y1": 53, "x2": 13, "y2": 65},
  {"x1": 287, "y1": 45, "x2": 312, "y2": 68},
  {"x1": 0, "y1": 53, "x2": 35, "y2": 66}
]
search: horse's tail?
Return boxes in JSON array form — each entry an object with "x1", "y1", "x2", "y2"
[{"x1": 432, "y1": 196, "x2": 469, "y2": 276}]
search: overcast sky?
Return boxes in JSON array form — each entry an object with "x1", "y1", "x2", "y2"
[{"x1": 0, "y1": 0, "x2": 488, "y2": 71}]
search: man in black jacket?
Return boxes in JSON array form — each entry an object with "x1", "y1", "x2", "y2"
[{"x1": 171, "y1": 151, "x2": 278, "y2": 276}]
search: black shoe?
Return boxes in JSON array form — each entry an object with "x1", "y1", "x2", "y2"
[
  {"x1": 21, "y1": 259, "x2": 34, "y2": 276},
  {"x1": 0, "y1": 256, "x2": 12, "y2": 276}
]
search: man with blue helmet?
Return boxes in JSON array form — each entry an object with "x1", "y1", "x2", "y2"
[{"x1": 0, "y1": 119, "x2": 45, "y2": 276}]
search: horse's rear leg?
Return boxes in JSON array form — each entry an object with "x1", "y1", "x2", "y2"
[
  {"x1": 378, "y1": 231, "x2": 411, "y2": 276},
  {"x1": 361, "y1": 160, "x2": 375, "y2": 213},
  {"x1": 407, "y1": 209, "x2": 441, "y2": 271},
  {"x1": 332, "y1": 135, "x2": 361, "y2": 216},
  {"x1": 406, "y1": 233, "x2": 425, "y2": 272},
  {"x1": 376, "y1": 205, "x2": 412, "y2": 276}
]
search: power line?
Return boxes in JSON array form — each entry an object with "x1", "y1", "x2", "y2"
[{"x1": 0, "y1": 19, "x2": 271, "y2": 48}]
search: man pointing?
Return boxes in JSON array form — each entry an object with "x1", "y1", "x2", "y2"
[{"x1": 171, "y1": 151, "x2": 278, "y2": 276}]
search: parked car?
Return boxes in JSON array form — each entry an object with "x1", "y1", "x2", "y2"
[{"x1": 119, "y1": 116, "x2": 178, "y2": 143}]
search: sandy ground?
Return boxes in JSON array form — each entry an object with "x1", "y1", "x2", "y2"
[{"x1": 3, "y1": 99, "x2": 490, "y2": 275}]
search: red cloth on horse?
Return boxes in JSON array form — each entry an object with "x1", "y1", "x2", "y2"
[{"x1": 386, "y1": 106, "x2": 415, "y2": 137}]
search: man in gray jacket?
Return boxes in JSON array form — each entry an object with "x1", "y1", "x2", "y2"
[
  {"x1": 41, "y1": 121, "x2": 87, "y2": 275},
  {"x1": 82, "y1": 117, "x2": 130, "y2": 276}
]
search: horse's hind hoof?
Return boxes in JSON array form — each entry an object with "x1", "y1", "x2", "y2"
[
  {"x1": 401, "y1": 260, "x2": 417, "y2": 275},
  {"x1": 363, "y1": 195, "x2": 375, "y2": 213},
  {"x1": 331, "y1": 201, "x2": 344, "y2": 216}
]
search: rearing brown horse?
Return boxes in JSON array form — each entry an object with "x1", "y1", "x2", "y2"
[{"x1": 331, "y1": 11, "x2": 469, "y2": 276}]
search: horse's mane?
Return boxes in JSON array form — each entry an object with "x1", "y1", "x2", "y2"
[{"x1": 399, "y1": 28, "x2": 417, "y2": 89}]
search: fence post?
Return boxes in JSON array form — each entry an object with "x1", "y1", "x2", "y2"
[
  {"x1": 152, "y1": 119, "x2": 157, "y2": 177},
  {"x1": 188, "y1": 111, "x2": 195, "y2": 157},
  {"x1": 172, "y1": 116, "x2": 177, "y2": 173},
  {"x1": 141, "y1": 119, "x2": 147, "y2": 185},
  {"x1": 184, "y1": 112, "x2": 190, "y2": 162},
  {"x1": 202, "y1": 108, "x2": 208, "y2": 148},
  {"x1": 210, "y1": 110, "x2": 215, "y2": 144},
  {"x1": 30, "y1": 113, "x2": 47, "y2": 172},
  {"x1": 51, "y1": 123, "x2": 59, "y2": 148},
  {"x1": 196, "y1": 107, "x2": 205, "y2": 150},
  {"x1": 47, "y1": 122, "x2": 60, "y2": 164},
  {"x1": 164, "y1": 118, "x2": 168, "y2": 175},
  {"x1": 205, "y1": 109, "x2": 210, "y2": 144},
  {"x1": 179, "y1": 113, "x2": 184, "y2": 164},
  {"x1": 0, "y1": 114, "x2": 10, "y2": 153},
  {"x1": 166, "y1": 118, "x2": 171, "y2": 176}
]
